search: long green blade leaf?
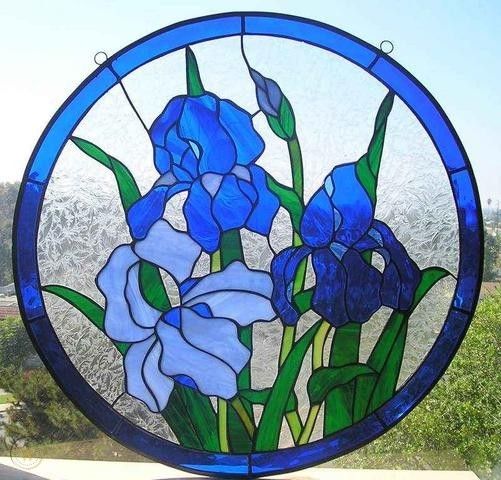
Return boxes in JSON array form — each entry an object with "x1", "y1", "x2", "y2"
[
  {"x1": 239, "y1": 388, "x2": 298, "y2": 413},
  {"x1": 71, "y1": 137, "x2": 141, "y2": 212},
  {"x1": 266, "y1": 174, "x2": 303, "y2": 232},
  {"x1": 308, "y1": 365, "x2": 376, "y2": 405},
  {"x1": 354, "y1": 267, "x2": 451, "y2": 418},
  {"x1": 255, "y1": 321, "x2": 321, "y2": 451},
  {"x1": 355, "y1": 91, "x2": 394, "y2": 204},
  {"x1": 186, "y1": 47, "x2": 204, "y2": 96},
  {"x1": 42, "y1": 285, "x2": 129, "y2": 355}
]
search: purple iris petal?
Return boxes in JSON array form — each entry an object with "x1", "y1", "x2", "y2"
[
  {"x1": 311, "y1": 247, "x2": 383, "y2": 327},
  {"x1": 270, "y1": 245, "x2": 312, "y2": 326},
  {"x1": 370, "y1": 220, "x2": 420, "y2": 310}
]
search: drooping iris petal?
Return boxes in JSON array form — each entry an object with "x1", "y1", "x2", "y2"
[
  {"x1": 300, "y1": 189, "x2": 339, "y2": 248},
  {"x1": 182, "y1": 261, "x2": 275, "y2": 326},
  {"x1": 270, "y1": 245, "x2": 312, "y2": 326},
  {"x1": 124, "y1": 336, "x2": 174, "y2": 412},
  {"x1": 125, "y1": 264, "x2": 162, "y2": 328},
  {"x1": 96, "y1": 245, "x2": 154, "y2": 343},
  {"x1": 156, "y1": 320, "x2": 238, "y2": 399},
  {"x1": 127, "y1": 183, "x2": 190, "y2": 240},
  {"x1": 134, "y1": 219, "x2": 202, "y2": 283},
  {"x1": 310, "y1": 248, "x2": 351, "y2": 327},
  {"x1": 179, "y1": 95, "x2": 237, "y2": 175},
  {"x1": 328, "y1": 163, "x2": 374, "y2": 246},
  {"x1": 311, "y1": 247, "x2": 383, "y2": 326},
  {"x1": 370, "y1": 220, "x2": 420, "y2": 310},
  {"x1": 212, "y1": 175, "x2": 253, "y2": 231},
  {"x1": 180, "y1": 307, "x2": 250, "y2": 373},
  {"x1": 341, "y1": 248, "x2": 383, "y2": 323},
  {"x1": 219, "y1": 99, "x2": 265, "y2": 165},
  {"x1": 246, "y1": 165, "x2": 280, "y2": 235},
  {"x1": 183, "y1": 178, "x2": 221, "y2": 253}
]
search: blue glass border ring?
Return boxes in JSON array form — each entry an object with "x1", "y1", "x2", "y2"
[{"x1": 13, "y1": 12, "x2": 483, "y2": 478}]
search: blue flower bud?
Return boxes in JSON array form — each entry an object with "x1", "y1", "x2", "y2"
[{"x1": 249, "y1": 68, "x2": 283, "y2": 117}]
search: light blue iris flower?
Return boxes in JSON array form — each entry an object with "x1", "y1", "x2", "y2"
[
  {"x1": 127, "y1": 93, "x2": 279, "y2": 253},
  {"x1": 271, "y1": 162, "x2": 420, "y2": 327},
  {"x1": 97, "y1": 219, "x2": 276, "y2": 412}
]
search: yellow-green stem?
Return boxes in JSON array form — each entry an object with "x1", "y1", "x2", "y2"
[
  {"x1": 298, "y1": 320, "x2": 331, "y2": 445},
  {"x1": 285, "y1": 410, "x2": 303, "y2": 443},
  {"x1": 210, "y1": 249, "x2": 221, "y2": 272},
  {"x1": 298, "y1": 404, "x2": 320, "y2": 445},
  {"x1": 279, "y1": 325, "x2": 296, "y2": 366},
  {"x1": 218, "y1": 398, "x2": 229, "y2": 452}
]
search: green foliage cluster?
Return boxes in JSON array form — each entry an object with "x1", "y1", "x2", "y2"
[
  {"x1": 0, "y1": 316, "x2": 37, "y2": 370},
  {"x1": 1, "y1": 367, "x2": 99, "y2": 443},
  {"x1": 360, "y1": 289, "x2": 501, "y2": 476},
  {"x1": 0, "y1": 182, "x2": 19, "y2": 285},
  {"x1": 0, "y1": 316, "x2": 99, "y2": 444},
  {"x1": 484, "y1": 229, "x2": 501, "y2": 281}
]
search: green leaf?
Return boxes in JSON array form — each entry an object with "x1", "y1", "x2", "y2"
[
  {"x1": 355, "y1": 91, "x2": 394, "y2": 204},
  {"x1": 266, "y1": 174, "x2": 303, "y2": 232},
  {"x1": 254, "y1": 321, "x2": 321, "y2": 451},
  {"x1": 294, "y1": 287, "x2": 313, "y2": 315},
  {"x1": 42, "y1": 285, "x2": 129, "y2": 355},
  {"x1": 308, "y1": 364, "x2": 376, "y2": 405},
  {"x1": 239, "y1": 388, "x2": 298, "y2": 413},
  {"x1": 323, "y1": 323, "x2": 362, "y2": 435},
  {"x1": 266, "y1": 96, "x2": 296, "y2": 141},
  {"x1": 186, "y1": 46, "x2": 204, "y2": 96},
  {"x1": 354, "y1": 267, "x2": 451, "y2": 417},
  {"x1": 71, "y1": 137, "x2": 141, "y2": 212},
  {"x1": 138, "y1": 261, "x2": 171, "y2": 311}
]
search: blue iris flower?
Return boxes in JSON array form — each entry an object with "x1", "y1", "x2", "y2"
[
  {"x1": 127, "y1": 93, "x2": 279, "y2": 253},
  {"x1": 271, "y1": 162, "x2": 420, "y2": 327},
  {"x1": 97, "y1": 219, "x2": 276, "y2": 412}
]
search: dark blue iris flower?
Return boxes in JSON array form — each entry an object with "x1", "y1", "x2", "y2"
[
  {"x1": 127, "y1": 93, "x2": 279, "y2": 253},
  {"x1": 271, "y1": 162, "x2": 420, "y2": 327}
]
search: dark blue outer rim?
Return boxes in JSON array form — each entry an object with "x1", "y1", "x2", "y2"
[{"x1": 12, "y1": 11, "x2": 483, "y2": 478}]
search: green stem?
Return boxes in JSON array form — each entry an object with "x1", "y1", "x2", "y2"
[
  {"x1": 217, "y1": 398, "x2": 229, "y2": 452},
  {"x1": 287, "y1": 136, "x2": 304, "y2": 199},
  {"x1": 231, "y1": 398, "x2": 255, "y2": 438},
  {"x1": 298, "y1": 319, "x2": 331, "y2": 445},
  {"x1": 274, "y1": 135, "x2": 306, "y2": 443}
]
